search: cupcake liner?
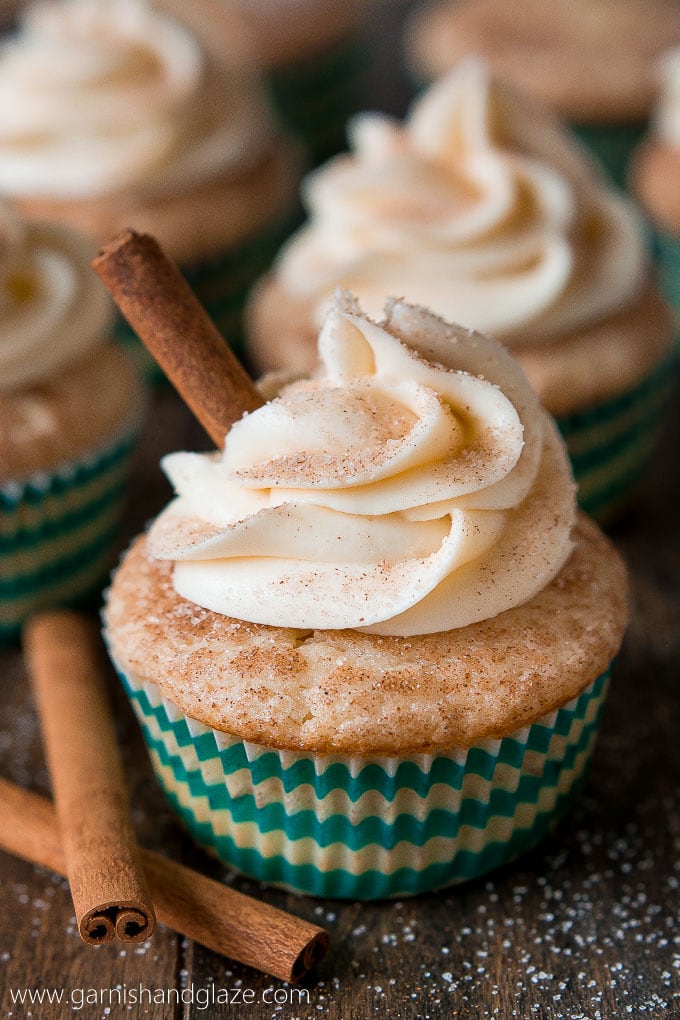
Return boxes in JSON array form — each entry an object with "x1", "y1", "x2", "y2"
[
  {"x1": 268, "y1": 33, "x2": 365, "y2": 166},
  {"x1": 558, "y1": 350, "x2": 677, "y2": 524},
  {"x1": 113, "y1": 654, "x2": 611, "y2": 899},
  {"x1": 651, "y1": 229, "x2": 680, "y2": 326},
  {"x1": 0, "y1": 429, "x2": 139, "y2": 641},
  {"x1": 114, "y1": 212, "x2": 296, "y2": 383},
  {"x1": 569, "y1": 121, "x2": 645, "y2": 190}
]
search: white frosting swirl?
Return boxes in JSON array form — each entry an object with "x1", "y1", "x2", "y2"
[
  {"x1": 148, "y1": 293, "x2": 576, "y2": 636},
  {"x1": 0, "y1": 203, "x2": 112, "y2": 390},
  {"x1": 0, "y1": 0, "x2": 274, "y2": 199},
  {"x1": 654, "y1": 48, "x2": 680, "y2": 149},
  {"x1": 277, "y1": 60, "x2": 647, "y2": 348}
]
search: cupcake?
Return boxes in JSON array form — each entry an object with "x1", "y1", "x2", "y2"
[
  {"x1": 632, "y1": 49, "x2": 680, "y2": 323},
  {"x1": 247, "y1": 63, "x2": 676, "y2": 523},
  {"x1": 406, "y1": 0, "x2": 680, "y2": 188},
  {"x1": 226, "y1": 0, "x2": 368, "y2": 166},
  {"x1": 0, "y1": 0, "x2": 300, "y2": 374},
  {"x1": 104, "y1": 292, "x2": 628, "y2": 899},
  {"x1": 0, "y1": 203, "x2": 144, "y2": 641}
]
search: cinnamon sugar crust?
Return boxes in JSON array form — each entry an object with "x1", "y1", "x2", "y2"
[
  {"x1": 245, "y1": 277, "x2": 673, "y2": 417},
  {"x1": 0, "y1": 344, "x2": 144, "y2": 482},
  {"x1": 104, "y1": 516, "x2": 628, "y2": 755},
  {"x1": 13, "y1": 142, "x2": 300, "y2": 267},
  {"x1": 407, "y1": 0, "x2": 680, "y2": 122}
]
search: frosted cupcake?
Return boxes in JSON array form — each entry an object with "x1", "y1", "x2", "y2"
[
  {"x1": 226, "y1": 0, "x2": 367, "y2": 166},
  {"x1": 0, "y1": 204, "x2": 144, "y2": 641},
  {"x1": 247, "y1": 63, "x2": 676, "y2": 523},
  {"x1": 406, "y1": 0, "x2": 680, "y2": 188},
  {"x1": 104, "y1": 293, "x2": 628, "y2": 899},
  {"x1": 0, "y1": 0, "x2": 300, "y2": 373},
  {"x1": 632, "y1": 49, "x2": 680, "y2": 323}
]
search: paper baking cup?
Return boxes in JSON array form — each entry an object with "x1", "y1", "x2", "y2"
[
  {"x1": 569, "y1": 121, "x2": 645, "y2": 190},
  {"x1": 114, "y1": 214, "x2": 295, "y2": 383},
  {"x1": 0, "y1": 430, "x2": 138, "y2": 642},
  {"x1": 269, "y1": 34, "x2": 365, "y2": 166},
  {"x1": 651, "y1": 230, "x2": 680, "y2": 326},
  {"x1": 114, "y1": 659, "x2": 611, "y2": 899},
  {"x1": 558, "y1": 352, "x2": 676, "y2": 524}
]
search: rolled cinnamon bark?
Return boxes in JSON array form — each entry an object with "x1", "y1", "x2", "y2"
[
  {"x1": 24, "y1": 611, "x2": 155, "y2": 946},
  {"x1": 0, "y1": 779, "x2": 330, "y2": 983},
  {"x1": 93, "y1": 230, "x2": 263, "y2": 448}
]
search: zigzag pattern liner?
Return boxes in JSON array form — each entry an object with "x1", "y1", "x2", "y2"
[
  {"x1": 269, "y1": 34, "x2": 365, "y2": 165},
  {"x1": 653, "y1": 231, "x2": 680, "y2": 324},
  {"x1": 558, "y1": 351, "x2": 677, "y2": 523},
  {"x1": 0, "y1": 432, "x2": 137, "y2": 640},
  {"x1": 114, "y1": 214, "x2": 295, "y2": 382},
  {"x1": 117, "y1": 662, "x2": 611, "y2": 899},
  {"x1": 569, "y1": 122, "x2": 644, "y2": 190}
]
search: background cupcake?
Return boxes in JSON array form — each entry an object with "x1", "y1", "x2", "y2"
[
  {"x1": 104, "y1": 294, "x2": 628, "y2": 899},
  {"x1": 0, "y1": 203, "x2": 144, "y2": 640},
  {"x1": 247, "y1": 63, "x2": 676, "y2": 524},
  {"x1": 632, "y1": 49, "x2": 680, "y2": 325},
  {"x1": 224, "y1": 0, "x2": 368, "y2": 167},
  {"x1": 0, "y1": 0, "x2": 301, "y2": 374},
  {"x1": 406, "y1": 0, "x2": 680, "y2": 188}
]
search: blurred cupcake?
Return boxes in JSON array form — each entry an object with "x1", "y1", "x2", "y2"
[
  {"x1": 227, "y1": 0, "x2": 367, "y2": 166},
  {"x1": 104, "y1": 294, "x2": 628, "y2": 898},
  {"x1": 632, "y1": 49, "x2": 680, "y2": 323},
  {"x1": 406, "y1": 0, "x2": 680, "y2": 188},
  {"x1": 0, "y1": 203, "x2": 144, "y2": 641},
  {"x1": 0, "y1": 0, "x2": 300, "y2": 374},
  {"x1": 247, "y1": 63, "x2": 676, "y2": 523}
]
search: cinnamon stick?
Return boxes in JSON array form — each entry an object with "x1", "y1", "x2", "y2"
[
  {"x1": 93, "y1": 230, "x2": 263, "y2": 447},
  {"x1": 23, "y1": 611, "x2": 155, "y2": 946},
  {"x1": 0, "y1": 779, "x2": 329, "y2": 983}
]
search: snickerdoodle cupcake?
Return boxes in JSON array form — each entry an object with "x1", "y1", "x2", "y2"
[
  {"x1": 0, "y1": 0, "x2": 300, "y2": 371},
  {"x1": 406, "y1": 0, "x2": 680, "y2": 188},
  {"x1": 104, "y1": 293, "x2": 627, "y2": 898},
  {"x1": 247, "y1": 63, "x2": 676, "y2": 523},
  {"x1": 0, "y1": 203, "x2": 144, "y2": 640}
]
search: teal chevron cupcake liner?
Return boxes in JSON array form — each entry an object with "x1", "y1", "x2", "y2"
[
  {"x1": 651, "y1": 229, "x2": 680, "y2": 326},
  {"x1": 558, "y1": 351, "x2": 677, "y2": 524},
  {"x1": 0, "y1": 429, "x2": 139, "y2": 641},
  {"x1": 114, "y1": 657, "x2": 611, "y2": 899},
  {"x1": 569, "y1": 121, "x2": 645, "y2": 190},
  {"x1": 269, "y1": 33, "x2": 365, "y2": 166},
  {"x1": 114, "y1": 212, "x2": 296, "y2": 383}
]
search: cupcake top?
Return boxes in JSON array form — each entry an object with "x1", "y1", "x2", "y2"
[
  {"x1": 275, "y1": 62, "x2": 647, "y2": 352},
  {"x1": 407, "y1": 0, "x2": 680, "y2": 122},
  {"x1": 0, "y1": 0, "x2": 275, "y2": 200},
  {"x1": 148, "y1": 292, "x2": 576, "y2": 637},
  {"x1": 0, "y1": 201, "x2": 111, "y2": 390},
  {"x1": 631, "y1": 49, "x2": 680, "y2": 233}
]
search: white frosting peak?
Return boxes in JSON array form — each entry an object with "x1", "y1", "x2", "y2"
[
  {"x1": 0, "y1": 203, "x2": 111, "y2": 390},
  {"x1": 278, "y1": 61, "x2": 647, "y2": 346},
  {"x1": 148, "y1": 293, "x2": 576, "y2": 636},
  {"x1": 654, "y1": 48, "x2": 680, "y2": 149},
  {"x1": 0, "y1": 0, "x2": 274, "y2": 198}
]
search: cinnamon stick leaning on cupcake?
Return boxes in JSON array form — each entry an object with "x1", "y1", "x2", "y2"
[{"x1": 103, "y1": 269, "x2": 628, "y2": 899}]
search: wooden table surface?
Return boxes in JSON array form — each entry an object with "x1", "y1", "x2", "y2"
[{"x1": 1, "y1": 8, "x2": 679, "y2": 1018}]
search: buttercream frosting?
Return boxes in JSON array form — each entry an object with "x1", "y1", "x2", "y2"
[
  {"x1": 276, "y1": 60, "x2": 647, "y2": 348},
  {"x1": 148, "y1": 293, "x2": 576, "y2": 636},
  {"x1": 0, "y1": 0, "x2": 274, "y2": 199},
  {"x1": 0, "y1": 202, "x2": 111, "y2": 390}
]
